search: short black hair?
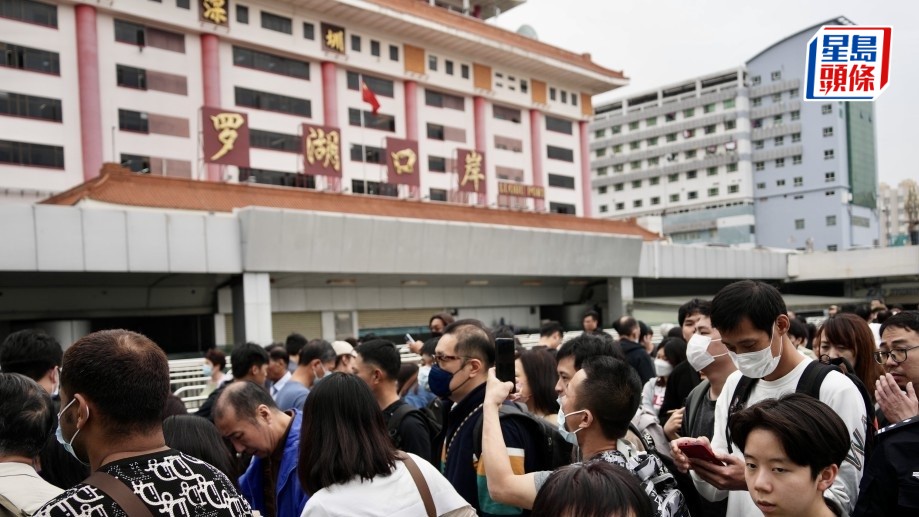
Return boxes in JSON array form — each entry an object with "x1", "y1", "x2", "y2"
[
  {"x1": 420, "y1": 337, "x2": 438, "y2": 357},
  {"x1": 556, "y1": 333, "x2": 624, "y2": 369},
  {"x1": 638, "y1": 321, "x2": 652, "y2": 341},
  {"x1": 728, "y1": 393, "x2": 850, "y2": 478},
  {"x1": 285, "y1": 333, "x2": 308, "y2": 357},
  {"x1": 580, "y1": 356, "x2": 641, "y2": 440},
  {"x1": 354, "y1": 339, "x2": 401, "y2": 380},
  {"x1": 539, "y1": 321, "x2": 564, "y2": 338},
  {"x1": 163, "y1": 415, "x2": 237, "y2": 485},
  {"x1": 532, "y1": 461, "x2": 651, "y2": 517},
  {"x1": 298, "y1": 373, "x2": 397, "y2": 494},
  {"x1": 230, "y1": 343, "x2": 269, "y2": 379},
  {"x1": 443, "y1": 319, "x2": 495, "y2": 367},
  {"x1": 661, "y1": 337, "x2": 688, "y2": 366},
  {"x1": 299, "y1": 339, "x2": 336, "y2": 366},
  {"x1": 267, "y1": 343, "x2": 289, "y2": 365},
  {"x1": 62, "y1": 330, "x2": 169, "y2": 434},
  {"x1": 667, "y1": 326, "x2": 684, "y2": 339},
  {"x1": 0, "y1": 373, "x2": 54, "y2": 457},
  {"x1": 678, "y1": 298, "x2": 711, "y2": 326},
  {"x1": 583, "y1": 310, "x2": 600, "y2": 322},
  {"x1": 213, "y1": 381, "x2": 277, "y2": 423},
  {"x1": 711, "y1": 280, "x2": 786, "y2": 337},
  {"x1": 0, "y1": 330, "x2": 63, "y2": 381},
  {"x1": 617, "y1": 317, "x2": 639, "y2": 338},
  {"x1": 205, "y1": 348, "x2": 226, "y2": 371},
  {"x1": 788, "y1": 318, "x2": 808, "y2": 341},
  {"x1": 880, "y1": 310, "x2": 919, "y2": 338}
]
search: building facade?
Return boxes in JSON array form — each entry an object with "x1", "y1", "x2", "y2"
[
  {"x1": 879, "y1": 179, "x2": 918, "y2": 246},
  {"x1": 0, "y1": 0, "x2": 626, "y2": 216},
  {"x1": 590, "y1": 17, "x2": 881, "y2": 250}
]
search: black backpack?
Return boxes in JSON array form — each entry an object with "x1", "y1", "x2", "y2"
[
  {"x1": 472, "y1": 402, "x2": 573, "y2": 471},
  {"x1": 387, "y1": 401, "x2": 442, "y2": 451},
  {"x1": 624, "y1": 422, "x2": 691, "y2": 517},
  {"x1": 726, "y1": 359, "x2": 876, "y2": 465}
]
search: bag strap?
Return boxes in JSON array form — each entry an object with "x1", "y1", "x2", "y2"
[
  {"x1": 84, "y1": 471, "x2": 154, "y2": 517},
  {"x1": 388, "y1": 402, "x2": 417, "y2": 441},
  {"x1": 795, "y1": 360, "x2": 831, "y2": 397},
  {"x1": 396, "y1": 451, "x2": 436, "y2": 517},
  {"x1": 684, "y1": 379, "x2": 711, "y2": 437},
  {"x1": 725, "y1": 375, "x2": 758, "y2": 454}
]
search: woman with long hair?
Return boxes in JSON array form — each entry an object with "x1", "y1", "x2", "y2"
[
  {"x1": 298, "y1": 373, "x2": 473, "y2": 516},
  {"x1": 641, "y1": 337, "x2": 687, "y2": 416},
  {"x1": 515, "y1": 349, "x2": 559, "y2": 424},
  {"x1": 814, "y1": 313, "x2": 883, "y2": 400}
]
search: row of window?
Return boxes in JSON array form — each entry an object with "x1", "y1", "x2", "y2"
[
  {"x1": 548, "y1": 86, "x2": 579, "y2": 107},
  {"x1": 750, "y1": 70, "x2": 783, "y2": 85},
  {"x1": 597, "y1": 153, "x2": 740, "y2": 176},
  {"x1": 750, "y1": 88, "x2": 799, "y2": 107},
  {"x1": 596, "y1": 120, "x2": 737, "y2": 158},
  {"x1": 428, "y1": 55, "x2": 470, "y2": 79},
  {"x1": 0, "y1": 90, "x2": 62, "y2": 121},
  {"x1": 594, "y1": 98, "x2": 737, "y2": 138},
  {"x1": 753, "y1": 133, "x2": 802, "y2": 149},
  {"x1": 0, "y1": 138, "x2": 64, "y2": 168},
  {"x1": 493, "y1": 71, "x2": 527, "y2": 94},
  {"x1": 0, "y1": 0, "x2": 56, "y2": 27},
  {"x1": 0, "y1": 41, "x2": 59, "y2": 74},
  {"x1": 598, "y1": 185, "x2": 743, "y2": 213},
  {"x1": 114, "y1": 19, "x2": 185, "y2": 53},
  {"x1": 751, "y1": 110, "x2": 800, "y2": 128},
  {"x1": 598, "y1": 167, "x2": 739, "y2": 194},
  {"x1": 755, "y1": 172, "x2": 836, "y2": 189}
]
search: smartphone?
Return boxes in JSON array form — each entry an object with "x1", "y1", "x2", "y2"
[
  {"x1": 405, "y1": 334, "x2": 414, "y2": 345},
  {"x1": 495, "y1": 338, "x2": 516, "y2": 392},
  {"x1": 678, "y1": 441, "x2": 725, "y2": 466}
]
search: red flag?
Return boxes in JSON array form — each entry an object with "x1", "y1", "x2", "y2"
[{"x1": 361, "y1": 81, "x2": 381, "y2": 115}]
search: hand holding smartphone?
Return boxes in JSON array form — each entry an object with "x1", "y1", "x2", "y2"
[
  {"x1": 678, "y1": 440, "x2": 725, "y2": 466},
  {"x1": 495, "y1": 338, "x2": 516, "y2": 393}
]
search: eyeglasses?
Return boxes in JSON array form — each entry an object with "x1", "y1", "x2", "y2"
[
  {"x1": 873, "y1": 345, "x2": 919, "y2": 365},
  {"x1": 433, "y1": 353, "x2": 469, "y2": 366}
]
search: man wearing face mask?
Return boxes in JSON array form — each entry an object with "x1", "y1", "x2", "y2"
[
  {"x1": 658, "y1": 299, "x2": 708, "y2": 427},
  {"x1": 196, "y1": 342, "x2": 270, "y2": 421},
  {"x1": 276, "y1": 339, "x2": 336, "y2": 411},
  {"x1": 480, "y1": 356, "x2": 688, "y2": 515},
  {"x1": 429, "y1": 319, "x2": 542, "y2": 516},
  {"x1": 670, "y1": 280, "x2": 867, "y2": 517},
  {"x1": 36, "y1": 330, "x2": 250, "y2": 517}
]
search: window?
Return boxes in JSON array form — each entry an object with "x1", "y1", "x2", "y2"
[
  {"x1": 613, "y1": 164, "x2": 624, "y2": 173},
  {"x1": 428, "y1": 54, "x2": 437, "y2": 72},
  {"x1": 0, "y1": 0, "x2": 57, "y2": 27},
  {"x1": 349, "y1": 144, "x2": 385, "y2": 164},
  {"x1": 777, "y1": 179, "x2": 786, "y2": 187},
  {"x1": 250, "y1": 129, "x2": 300, "y2": 152},
  {"x1": 757, "y1": 182, "x2": 766, "y2": 189},
  {"x1": 116, "y1": 64, "x2": 146, "y2": 89},
  {"x1": 791, "y1": 132, "x2": 801, "y2": 143},
  {"x1": 755, "y1": 161, "x2": 764, "y2": 171},
  {"x1": 370, "y1": 40, "x2": 380, "y2": 56},
  {"x1": 0, "y1": 90, "x2": 62, "y2": 121},
  {"x1": 598, "y1": 186, "x2": 607, "y2": 194},
  {"x1": 549, "y1": 88, "x2": 556, "y2": 101},
  {"x1": 350, "y1": 34, "x2": 361, "y2": 52},
  {"x1": 794, "y1": 219, "x2": 805, "y2": 230},
  {"x1": 594, "y1": 129, "x2": 605, "y2": 139},
  {"x1": 650, "y1": 196, "x2": 660, "y2": 205},
  {"x1": 853, "y1": 216, "x2": 870, "y2": 228},
  {"x1": 547, "y1": 145, "x2": 573, "y2": 162},
  {"x1": 597, "y1": 167, "x2": 608, "y2": 176},
  {"x1": 828, "y1": 245, "x2": 838, "y2": 251},
  {"x1": 648, "y1": 157, "x2": 659, "y2": 166},
  {"x1": 548, "y1": 174, "x2": 575, "y2": 189},
  {"x1": 683, "y1": 108, "x2": 694, "y2": 118},
  {"x1": 825, "y1": 171, "x2": 836, "y2": 182},
  {"x1": 687, "y1": 191, "x2": 698, "y2": 200},
  {"x1": 773, "y1": 114, "x2": 783, "y2": 124},
  {"x1": 669, "y1": 193, "x2": 680, "y2": 202},
  {"x1": 628, "y1": 121, "x2": 639, "y2": 131},
  {"x1": 630, "y1": 161, "x2": 641, "y2": 171},
  {"x1": 702, "y1": 103, "x2": 714, "y2": 114},
  {"x1": 389, "y1": 45, "x2": 398, "y2": 61},
  {"x1": 794, "y1": 176, "x2": 803, "y2": 187},
  {"x1": 599, "y1": 205, "x2": 608, "y2": 213},
  {"x1": 649, "y1": 176, "x2": 660, "y2": 185},
  {"x1": 826, "y1": 215, "x2": 837, "y2": 227},
  {"x1": 686, "y1": 170, "x2": 697, "y2": 179},
  {"x1": 725, "y1": 120, "x2": 736, "y2": 130},
  {"x1": 630, "y1": 141, "x2": 640, "y2": 150},
  {"x1": 0, "y1": 41, "x2": 59, "y2": 74},
  {"x1": 751, "y1": 97, "x2": 762, "y2": 107},
  {"x1": 708, "y1": 187, "x2": 719, "y2": 197},
  {"x1": 648, "y1": 137, "x2": 658, "y2": 147},
  {"x1": 233, "y1": 46, "x2": 309, "y2": 79},
  {"x1": 571, "y1": 92, "x2": 577, "y2": 106},
  {"x1": 595, "y1": 148, "x2": 606, "y2": 158},
  {"x1": 631, "y1": 180, "x2": 642, "y2": 188},
  {"x1": 775, "y1": 136, "x2": 784, "y2": 146},
  {"x1": 236, "y1": 4, "x2": 248, "y2": 23},
  {"x1": 614, "y1": 183, "x2": 623, "y2": 192},
  {"x1": 303, "y1": 22, "x2": 314, "y2": 40},
  {"x1": 615, "y1": 202, "x2": 625, "y2": 211},
  {"x1": 822, "y1": 104, "x2": 832, "y2": 114},
  {"x1": 668, "y1": 173, "x2": 679, "y2": 182},
  {"x1": 347, "y1": 109, "x2": 394, "y2": 132},
  {"x1": 728, "y1": 184, "x2": 739, "y2": 194},
  {"x1": 235, "y1": 87, "x2": 311, "y2": 117},
  {"x1": 772, "y1": 93, "x2": 782, "y2": 103},
  {"x1": 792, "y1": 155, "x2": 802, "y2": 165},
  {"x1": 545, "y1": 116, "x2": 573, "y2": 134},
  {"x1": 446, "y1": 60, "x2": 454, "y2": 75},
  {"x1": 823, "y1": 127, "x2": 834, "y2": 137},
  {"x1": 611, "y1": 125, "x2": 621, "y2": 134},
  {"x1": 424, "y1": 89, "x2": 464, "y2": 110},
  {"x1": 461, "y1": 64, "x2": 469, "y2": 79},
  {"x1": 776, "y1": 158, "x2": 785, "y2": 168},
  {"x1": 352, "y1": 180, "x2": 397, "y2": 197},
  {"x1": 633, "y1": 199, "x2": 643, "y2": 208},
  {"x1": 791, "y1": 110, "x2": 800, "y2": 121},
  {"x1": 704, "y1": 124, "x2": 716, "y2": 134},
  {"x1": 707, "y1": 166, "x2": 718, "y2": 176},
  {"x1": 752, "y1": 118, "x2": 762, "y2": 128},
  {"x1": 724, "y1": 98, "x2": 735, "y2": 109},
  {"x1": 685, "y1": 149, "x2": 696, "y2": 159},
  {"x1": 771, "y1": 71, "x2": 782, "y2": 81},
  {"x1": 426, "y1": 122, "x2": 444, "y2": 140},
  {"x1": 727, "y1": 163, "x2": 738, "y2": 172},
  {"x1": 429, "y1": 188, "x2": 447, "y2": 202},
  {"x1": 0, "y1": 139, "x2": 63, "y2": 168},
  {"x1": 684, "y1": 128, "x2": 695, "y2": 138},
  {"x1": 560, "y1": 91, "x2": 567, "y2": 103},
  {"x1": 646, "y1": 117, "x2": 657, "y2": 127},
  {"x1": 493, "y1": 104, "x2": 521, "y2": 123},
  {"x1": 346, "y1": 72, "x2": 393, "y2": 97},
  {"x1": 612, "y1": 144, "x2": 622, "y2": 154},
  {"x1": 666, "y1": 133, "x2": 677, "y2": 142},
  {"x1": 118, "y1": 109, "x2": 148, "y2": 133},
  {"x1": 825, "y1": 190, "x2": 835, "y2": 197},
  {"x1": 120, "y1": 153, "x2": 150, "y2": 173},
  {"x1": 550, "y1": 202, "x2": 576, "y2": 215},
  {"x1": 824, "y1": 149, "x2": 835, "y2": 160},
  {"x1": 427, "y1": 155, "x2": 447, "y2": 172},
  {"x1": 261, "y1": 11, "x2": 292, "y2": 34}
]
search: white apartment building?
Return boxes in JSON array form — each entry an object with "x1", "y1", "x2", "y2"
[{"x1": 879, "y1": 179, "x2": 918, "y2": 246}]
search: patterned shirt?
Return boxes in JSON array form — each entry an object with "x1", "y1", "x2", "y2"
[{"x1": 36, "y1": 450, "x2": 251, "y2": 517}]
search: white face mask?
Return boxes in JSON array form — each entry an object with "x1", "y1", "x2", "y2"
[
  {"x1": 728, "y1": 323, "x2": 782, "y2": 378},
  {"x1": 686, "y1": 334, "x2": 727, "y2": 372},
  {"x1": 654, "y1": 358, "x2": 673, "y2": 378}
]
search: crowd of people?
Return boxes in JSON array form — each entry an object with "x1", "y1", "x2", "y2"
[{"x1": 1, "y1": 280, "x2": 918, "y2": 516}]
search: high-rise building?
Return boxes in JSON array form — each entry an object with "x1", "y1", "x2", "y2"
[
  {"x1": 590, "y1": 17, "x2": 880, "y2": 250},
  {"x1": 0, "y1": 0, "x2": 627, "y2": 216},
  {"x1": 879, "y1": 179, "x2": 918, "y2": 246}
]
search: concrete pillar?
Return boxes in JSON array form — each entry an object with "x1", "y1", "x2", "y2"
[
  {"x1": 322, "y1": 62, "x2": 338, "y2": 127},
  {"x1": 529, "y1": 109, "x2": 545, "y2": 211},
  {"x1": 578, "y1": 120, "x2": 592, "y2": 217},
  {"x1": 200, "y1": 33, "x2": 222, "y2": 182},
  {"x1": 607, "y1": 277, "x2": 634, "y2": 321},
  {"x1": 230, "y1": 273, "x2": 273, "y2": 345},
  {"x1": 75, "y1": 5, "x2": 103, "y2": 181},
  {"x1": 404, "y1": 80, "x2": 418, "y2": 141}
]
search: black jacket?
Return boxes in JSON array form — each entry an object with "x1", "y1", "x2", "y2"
[{"x1": 620, "y1": 338, "x2": 655, "y2": 385}]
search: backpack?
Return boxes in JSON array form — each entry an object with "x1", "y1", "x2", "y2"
[
  {"x1": 617, "y1": 423, "x2": 691, "y2": 517},
  {"x1": 726, "y1": 359, "x2": 876, "y2": 464},
  {"x1": 388, "y1": 401, "x2": 442, "y2": 451},
  {"x1": 473, "y1": 402, "x2": 574, "y2": 471}
]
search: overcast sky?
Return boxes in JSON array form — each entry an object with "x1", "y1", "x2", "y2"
[{"x1": 492, "y1": 0, "x2": 916, "y2": 185}]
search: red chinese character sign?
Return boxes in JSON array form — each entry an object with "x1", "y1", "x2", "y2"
[
  {"x1": 805, "y1": 26, "x2": 891, "y2": 101},
  {"x1": 302, "y1": 124, "x2": 342, "y2": 177},
  {"x1": 457, "y1": 149, "x2": 486, "y2": 195},
  {"x1": 202, "y1": 107, "x2": 249, "y2": 167},
  {"x1": 385, "y1": 138, "x2": 419, "y2": 187}
]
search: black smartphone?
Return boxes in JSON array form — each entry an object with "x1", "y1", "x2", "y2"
[{"x1": 495, "y1": 338, "x2": 516, "y2": 392}]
